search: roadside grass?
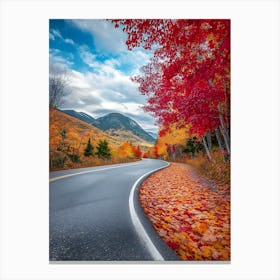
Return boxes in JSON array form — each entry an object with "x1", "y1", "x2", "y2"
[
  {"x1": 186, "y1": 151, "x2": 230, "y2": 185},
  {"x1": 167, "y1": 150, "x2": 230, "y2": 190},
  {"x1": 49, "y1": 155, "x2": 140, "y2": 171}
]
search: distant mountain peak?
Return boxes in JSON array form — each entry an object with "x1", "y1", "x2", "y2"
[
  {"x1": 148, "y1": 132, "x2": 158, "y2": 139},
  {"x1": 61, "y1": 109, "x2": 155, "y2": 144},
  {"x1": 92, "y1": 113, "x2": 155, "y2": 143},
  {"x1": 61, "y1": 109, "x2": 95, "y2": 124}
]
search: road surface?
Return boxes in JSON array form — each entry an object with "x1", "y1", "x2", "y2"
[{"x1": 49, "y1": 159, "x2": 179, "y2": 261}]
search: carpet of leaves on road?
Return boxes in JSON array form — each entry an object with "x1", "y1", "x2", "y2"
[{"x1": 139, "y1": 163, "x2": 230, "y2": 261}]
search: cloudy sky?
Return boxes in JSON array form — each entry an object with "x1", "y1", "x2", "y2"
[{"x1": 49, "y1": 19, "x2": 158, "y2": 134}]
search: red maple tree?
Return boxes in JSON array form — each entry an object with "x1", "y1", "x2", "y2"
[{"x1": 112, "y1": 19, "x2": 230, "y2": 160}]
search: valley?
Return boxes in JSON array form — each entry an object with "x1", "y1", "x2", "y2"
[{"x1": 49, "y1": 109, "x2": 154, "y2": 170}]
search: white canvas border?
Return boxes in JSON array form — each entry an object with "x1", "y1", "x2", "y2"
[{"x1": 0, "y1": 0, "x2": 279, "y2": 279}]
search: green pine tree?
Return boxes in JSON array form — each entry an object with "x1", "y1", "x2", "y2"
[
  {"x1": 182, "y1": 136, "x2": 203, "y2": 158},
  {"x1": 84, "y1": 138, "x2": 94, "y2": 157},
  {"x1": 96, "y1": 140, "x2": 111, "y2": 159}
]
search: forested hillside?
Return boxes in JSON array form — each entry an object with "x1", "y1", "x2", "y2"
[{"x1": 49, "y1": 109, "x2": 145, "y2": 170}]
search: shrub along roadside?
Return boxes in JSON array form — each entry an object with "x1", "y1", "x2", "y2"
[
  {"x1": 49, "y1": 151, "x2": 140, "y2": 171},
  {"x1": 185, "y1": 151, "x2": 230, "y2": 186},
  {"x1": 167, "y1": 150, "x2": 230, "y2": 187}
]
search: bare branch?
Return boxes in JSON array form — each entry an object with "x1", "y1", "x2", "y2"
[{"x1": 49, "y1": 63, "x2": 72, "y2": 109}]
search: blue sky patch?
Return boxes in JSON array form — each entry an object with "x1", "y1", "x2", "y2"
[{"x1": 49, "y1": 19, "x2": 157, "y2": 133}]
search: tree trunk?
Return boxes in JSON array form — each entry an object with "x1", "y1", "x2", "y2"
[
  {"x1": 223, "y1": 79, "x2": 230, "y2": 128},
  {"x1": 215, "y1": 127, "x2": 226, "y2": 162},
  {"x1": 202, "y1": 136, "x2": 213, "y2": 162},
  {"x1": 206, "y1": 131, "x2": 212, "y2": 150},
  {"x1": 209, "y1": 78, "x2": 230, "y2": 156},
  {"x1": 218, "y1": 103, "x2": 230, "y2": 155}
]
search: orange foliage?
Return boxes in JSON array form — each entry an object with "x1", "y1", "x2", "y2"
[
  {"x1": 144, "y1": 146, "x2": 156, "y2": 158},
  {"x1": 155, "y1": 123, "x2": 190, "y2": 159},
  {"x1": 49, "y1": 109, "x2": 115, "y2": 152},
  {"x1": 139, "y1": 163, "x2": 230, "y2": 261},
  {"x1": 49, "y1": 109, "x2": 143, "y2": 170},
  {"x1": 116, "y1": 142, "x2": 143, "y2": 161},
  {"x1": 117, "y1": 142, "x2": 134, "y2": 159}
]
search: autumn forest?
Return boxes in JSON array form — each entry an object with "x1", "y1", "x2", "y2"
[{"x1": 49, "y1": 19, "x2": 230, "y2": 261}]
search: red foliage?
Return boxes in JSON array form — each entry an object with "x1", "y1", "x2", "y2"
[
  {"x1": 112, "y1": 20, "x2": 230, "y2": 138},
  {"x1": 167, "y1": 241, "x2": 180, "y2": 250},
  {"x1": 132, "y1": 145, "x2": 142, "y2": 158},
  {"x1": 153, "y1": 146, "x2": 159, "y2": 158},
  {"x1": 139, "y1": 163, "x2": 230, "y2": 260}
]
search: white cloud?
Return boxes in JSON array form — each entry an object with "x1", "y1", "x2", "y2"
[
  {"x1": 52, "y1": 29, "x2": 62, "y2": 39},
  {"x1": 70, "y1": 19, "x2": 152, "y2": 75},
  {"x1": 64, "y1": 38, "x2": 74, "y2": 45},
  {"x1": 51, "y1": 20, "x2": 157, "y2": 133},
  {"x1": 60, "y1": 59, "x2": 159, "y2": 133},
  {"x1": 49, "y1": 32, "x2": 55, "y2": 40},
  {"x1": 118, "y1": 49, "x2": 151, "y2": 75},
  {"x1": 70, "y1": 19, "x2": 127, "y2": 54},
  {"x1": 50, "y1": 48, "x2": 60, "y2": 55},
  {"x1": 50, "y1": 29, "x2": 76, "y2": 45},
  {"x1": 79, "y1": 45, "x2": 99, "y2": 69},
  {"x1": 49, "y1": 49, "x2": 73, "y2": 67}
]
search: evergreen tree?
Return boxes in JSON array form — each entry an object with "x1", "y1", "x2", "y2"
[
  {"x1": 96, "y1": 140, "x2": 111, "y2": 159},
  {"x1": 182, "y1": 136, "x2": 203, "y2": 158},
  {"x1": 84, "y1": 138, "x2": 94, "y2": 157}
]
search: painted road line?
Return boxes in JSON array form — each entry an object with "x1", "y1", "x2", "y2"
[
  {"x1": 129, "y1": 161, "x2": 170, "y2": 261},
  {"x1": 49, "y1": 162, "x2": 142, "y2": 182}
]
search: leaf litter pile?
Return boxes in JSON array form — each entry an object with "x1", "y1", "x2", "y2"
[{"x1": 139, "y1": 163, "x2": 230, "y2": 261}]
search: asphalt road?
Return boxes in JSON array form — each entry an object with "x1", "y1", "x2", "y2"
[{"x1": 49, "y1": 159, "x2": 179, "y2": 261}]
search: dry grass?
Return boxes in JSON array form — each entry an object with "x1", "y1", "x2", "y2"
[
  {"x1": 186, "y1": 151, "x2": 230, "y2": 185},
  {"x1": 50, "y1": 155, "x2": 139, "y2": 171}
]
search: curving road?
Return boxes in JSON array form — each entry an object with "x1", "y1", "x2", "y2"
[{"x1": 49, "y1": 159, "x2": 179, "y2": 261}]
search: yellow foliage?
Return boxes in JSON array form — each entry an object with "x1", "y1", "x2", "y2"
[
  {"x1": 49, "y1": 109, "x2": 142, "y2": 170},
  {"x1": 155, "y1": 123, "x2": 191, "y2": 158},
  {"x1": 49, "y1": 109, "x2": 114, "y2": 153},
  {"x1": 117, "y1": 142, "x2": 134, "y2": 159}
]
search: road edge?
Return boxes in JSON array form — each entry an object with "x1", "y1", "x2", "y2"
[
  {"x1": 129, "y1": 160, "x2": 180, "y2": 261},
  {"x1": 50, "y1": 161, "x2": 143, "y2": 182}
]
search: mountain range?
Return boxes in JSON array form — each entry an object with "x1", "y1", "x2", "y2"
[
  {"x1": 61, "y1": 110, "x2": 156, "y2": 144},
  {"x1": 147, "y1": 132, "x2": 158, "y2": 139},
  {"x1": 61, "y1": 110, "x2": 96, "y2": 124}
]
